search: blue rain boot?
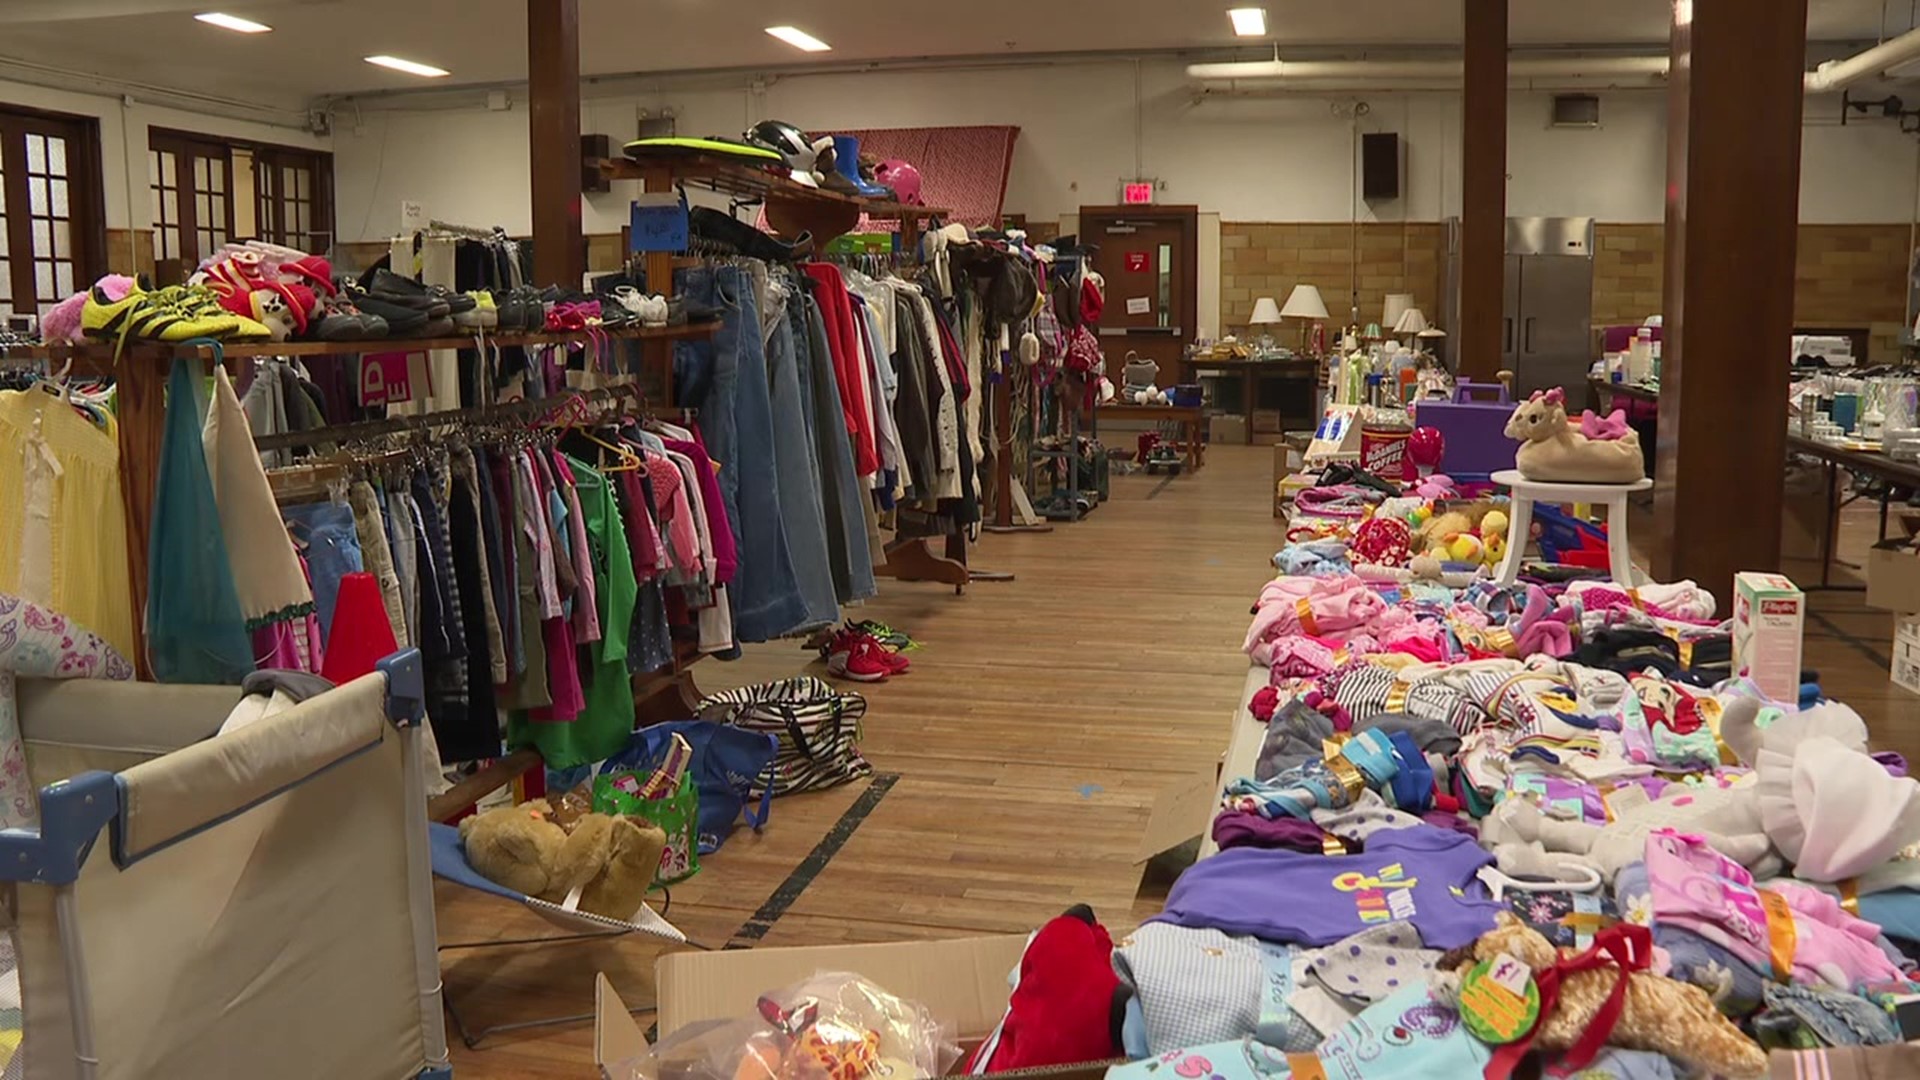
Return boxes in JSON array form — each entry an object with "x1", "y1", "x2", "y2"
[{"x1": 832, "y1": 135, "x2": 889, "y2": 197}]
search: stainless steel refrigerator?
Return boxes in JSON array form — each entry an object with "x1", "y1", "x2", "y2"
[{"x1": 1444, "y1": 216, "x2": 1595, "y2": 399}]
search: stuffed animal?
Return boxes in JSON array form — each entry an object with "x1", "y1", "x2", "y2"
[
  {"x1": 1505, "y1": 389, "x2": 1644, "y2": 484},
  {"x1": 459, "y1": 799, "x2": 667, "y2": 921},
  {"x1": 1480, "y1": 509, "x2": 1510, "y2": 565},
  {"x1": 1433, "y1": 913, "x2": 1767, "y2": 1079}
]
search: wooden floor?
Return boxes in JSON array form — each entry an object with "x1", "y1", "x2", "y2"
[{"x1": 435, "y1": 446, "x2": 1920, "y2": 1076}]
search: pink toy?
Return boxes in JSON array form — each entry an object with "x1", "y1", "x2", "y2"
[
  {"x1": 1412, "y1": 473, "x2": 1456, "y2": 500},
  {"x1": 1578, "y1": 407, "x2": 1632, "y2": 442},
  {"x1": 1408, "y1": 426, "x2": 1445, "y2": 471}
]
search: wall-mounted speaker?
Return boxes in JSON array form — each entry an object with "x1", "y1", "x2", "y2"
[{"x1": 1361, "y1": 132, "x2": 1401, "y2": 201}]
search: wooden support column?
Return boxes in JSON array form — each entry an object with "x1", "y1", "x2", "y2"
[
  {"x1": 528, "y1": 0, "x2": 584, "y2": 288},
  {"x1": 1654, "y1": 0, "x2": 1806, "y2": 594},
  {"x1": 1459, "y1": 0, "x2": 1507, "y2": 381}
]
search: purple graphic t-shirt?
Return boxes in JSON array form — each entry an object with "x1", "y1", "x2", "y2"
[{"x1": 1151, "y1": 825, "x2": 1503, "y2": 948}]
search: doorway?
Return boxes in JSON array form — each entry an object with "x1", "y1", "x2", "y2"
[{"x1": 1078, "y1": 204, "x2": 1198, "y2": 389}]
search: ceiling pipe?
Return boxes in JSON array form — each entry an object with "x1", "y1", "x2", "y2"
[
  {"x1": 1805, "y1": 26, "x2": 1920, "y2": 92},
  {"x1": 1187, "y1": 28, "x2": 1920, "y2": 95},
  {"x1": 1185, "y1": 55, "x2": 1670, "y2": 82}
]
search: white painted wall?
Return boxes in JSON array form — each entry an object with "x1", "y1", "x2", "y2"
[
  {"x1": 321, "y1": 58, "x2": 1920, "y2": 243},
  {"x1": 0, "y1": 77, "x2": 329, "y2": 234}
]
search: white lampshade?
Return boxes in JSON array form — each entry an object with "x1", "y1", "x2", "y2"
[
  {"x1": 1249, "y1": 296, "x2": 1284, "y2": 325},
  {"x1": 1417, "y1": 325, "x2": 1447, "y2": 339},
  {"x1": 1382, "y1": 293, "x2": 1415, "y2": 331},
  {"x1": 1392, "y1": 307, "x2": 1429, "y2": 335},
  {"x1": 1279, "y1": 284, "x2": 1329, "y2": 320}
]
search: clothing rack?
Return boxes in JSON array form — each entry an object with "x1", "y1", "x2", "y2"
[
  {"x1": 427, "y1": 219, "x2": 510, "y2": 241},
  {"x1": 603, "y1": 151, "x2": 984, "y2": 594}
]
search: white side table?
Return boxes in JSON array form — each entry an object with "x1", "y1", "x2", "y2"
[{"x1": 1491, "y1": 468, "x2": 1654, "y2": 586}]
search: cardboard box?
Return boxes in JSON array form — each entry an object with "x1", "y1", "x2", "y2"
[
  {"x1": 1732, "y1": 572, "x2": 1805, "y2": 702},
  {"x1": 596, "y1": 768, "x2": 1213, "y2": 1078},
  {"x1": 1868, "y1": 516, "x2": 1920, "y2": 613},
  {"x1": 1209, "y1": 414, "x2": 1248, "y2": 444},
  {"x1": 597, "y1": 938, "x2": 1114, "y2": 1080},
  {"x1": 1893, "y1": 616, "x2": 1920, "y2": 697}
]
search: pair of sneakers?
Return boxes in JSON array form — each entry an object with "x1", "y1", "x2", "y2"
[{"x1": 824, "y1": 623, "x2": 910, "y2": 682}]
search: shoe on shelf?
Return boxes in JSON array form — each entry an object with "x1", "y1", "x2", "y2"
[
  {"x1": 83, "y1": 281, "x2": 272, "y2": 350},
  {"x1": 610, "y1": 285, "x2": 669, "y2": 327},
  {"x1": 824, "y1": 630, "x2": 892, "y2": 682},
  {"x1": 453, "y1": 290, "x2": 497, "y2": 330},
  {"x1": 342, "y1": 287, "x2": 429, "y2": 336},
  {"x1": 312, "y1": 294, "x2": 390, "y2": 341},
  {"x1": 366, "y1": 268, "x2": 456, "y2": 318}
]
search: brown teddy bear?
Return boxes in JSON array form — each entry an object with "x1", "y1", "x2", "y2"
[
  {"x1": 458, "y1": 799, "x2": 667, "y2": 921},
  {"x1": 1432, "y1": 912, "x2": 1767, "y2": 1079}
]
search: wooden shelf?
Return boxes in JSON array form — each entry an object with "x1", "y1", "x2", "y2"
[
  {"x1": 599, "y1": 153, "x2": 949, "y2": 221},
  {"x1": 0, "y1": 321, "x2": 719, "y2": 371}
]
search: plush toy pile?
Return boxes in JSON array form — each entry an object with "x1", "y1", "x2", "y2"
[{"x1": 965, "y1": 466, "x2": 1919, "y2": 1079}]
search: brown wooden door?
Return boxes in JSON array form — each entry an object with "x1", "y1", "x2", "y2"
[
  {"x1": 0, "y1": 107, "x2": 105, "y2": 323},
  {"x1": 149, "y1": 130, "x2": 235, "y2": 268},
  {"x1": 1079, "y1": 205, "x2": 1197, "y2": 387}
]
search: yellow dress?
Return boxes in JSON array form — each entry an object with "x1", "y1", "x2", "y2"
[{"x1": 0, "y1": 387, "x2": 136, "y2": 659}]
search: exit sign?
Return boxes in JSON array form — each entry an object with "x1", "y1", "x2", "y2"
[{"x1": 1123, "y1": 181, "x2": 1155, "y2": 205}]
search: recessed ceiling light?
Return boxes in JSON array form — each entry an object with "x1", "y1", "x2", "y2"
[
  {"x1": 765, "y1": 26, "x2": 832, "y2": 52},
  {"x1": 1228, "y1": 7, "x2": 1267, "y2": 36},
  {"x1": 194, "y1": 11, "x2": 272, "y2": 33},
  {"x1": 365, "y1": 55, "x2": 451, "y2": 78}
]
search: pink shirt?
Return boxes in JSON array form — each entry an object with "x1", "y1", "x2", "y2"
[
  {"x1": 643, "y1": 454, "x2": 701, "y2": 575},
  {"x1": 1643, "y1": 829, "x2": 1903, "y2": 988},
  {"x1": 550, "y1": 454, "x2": 601, "y2": 644}
]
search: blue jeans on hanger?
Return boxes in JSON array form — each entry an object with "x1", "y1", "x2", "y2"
[
  {"x1": 796, "y1": 290, "x2": 877, "y2": 604},
  {"x1": 764, "y1": 290, "x2": 840, "y2": 630},
  {"x1": 673, "y1": 264, "x2": 808, "y2": 642},
  {"x1": 280, "y1": 500, "x2": 365, "y2": 640}
]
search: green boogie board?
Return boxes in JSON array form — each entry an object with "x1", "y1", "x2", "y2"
[{"x1": 622, "y1": 136, "x2": 783, "y2": 163}]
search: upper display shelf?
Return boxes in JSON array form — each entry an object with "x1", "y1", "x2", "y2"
[{"x1": 599, "y1": 153, "x2": 950, "y2": 222}]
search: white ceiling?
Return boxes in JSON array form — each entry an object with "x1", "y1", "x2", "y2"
[{"x1": 0, "y1": 0, "x2": 1909, "y2": 108}]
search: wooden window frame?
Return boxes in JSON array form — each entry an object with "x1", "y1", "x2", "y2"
[
  {"x1": 149, "y1": 129, "x2": 237, "y2": 269},
  {"x1": 0, "y1": 104, "x2": 107, "y2": 320},
  {"x1": 252, "y1": 145, "x2": 334, "y2": 253}
]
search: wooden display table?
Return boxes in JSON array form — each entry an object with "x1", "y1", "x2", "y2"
[{"x1": 1099, "y1": 402, "x2": 1206, "y2": 471}]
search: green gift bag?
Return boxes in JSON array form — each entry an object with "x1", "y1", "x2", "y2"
[{"x1": 593, "y1": 769, "x2": 700, "y2": 885}]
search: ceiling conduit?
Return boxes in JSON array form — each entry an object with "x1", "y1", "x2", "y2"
[{"x1": 1184, "y1": 27, "x2": 1920, "y2": 95}]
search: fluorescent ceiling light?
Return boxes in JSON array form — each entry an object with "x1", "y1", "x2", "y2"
[
  {"x1": 1228, "y1": 7, "x2": 1267, "y2": 36},
  {"x1": 194, "y1": 11, "x2": 272, "y2": 33},
  {"x1": 365, "y1": 55, "x2": 450, "y2": 78},
  {"x1": 765, "y1": 26, "x2": 832, "y2": 52}
]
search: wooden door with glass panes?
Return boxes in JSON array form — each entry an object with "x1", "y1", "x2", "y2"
[
  {"x1": 253, "y1": 148, "x2": 331, "y2": 253},
  {"x1": 150, "y1": 131, "x2": 235, "y2": 269},
  {"x1": 0, "y1": 108, "x2": 105, "y2": 323}
]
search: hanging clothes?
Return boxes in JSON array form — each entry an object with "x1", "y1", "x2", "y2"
[{"x1": 0, "y1": 383, "x2": 137, "y2": 659}]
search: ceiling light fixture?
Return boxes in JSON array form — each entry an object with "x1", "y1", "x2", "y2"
[
  {"x1": 364, "y1": 55, "x2": 451, "y2": 78},
  {"x1": 1228, "y1": 7, "x2": 1267, "y2": 36},
  {"x1": 194, "y1": 12, "x2": 272, "y2": 33},
  {"x1": 765, "y1": 26, "x2": 832, "y2": 52}
]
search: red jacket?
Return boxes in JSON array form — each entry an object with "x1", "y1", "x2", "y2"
[{"x1": 802, "y1": 263, "x2": 880, "y2": 476}]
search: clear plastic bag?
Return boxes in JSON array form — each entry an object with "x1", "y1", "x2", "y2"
[{"x1": 610, "y1": 971, "x2": 960, "y2": 1080}]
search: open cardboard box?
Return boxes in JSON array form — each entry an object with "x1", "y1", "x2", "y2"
[
  {"x1": 1868, "y1": 513, "x2": 1920, "y2": 614},
  {"x1": 596, "y1": 770, "x2": 1218, "y2": 1080}
]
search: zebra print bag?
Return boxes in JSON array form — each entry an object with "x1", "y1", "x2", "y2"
[{"x1": 695, "y1": 676, "x2": 872, "y2": 797}]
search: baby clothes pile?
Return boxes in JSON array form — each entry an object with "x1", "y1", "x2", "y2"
[{"x1": 976, "y1": 484, "x2": 1919, "y2": 1078}]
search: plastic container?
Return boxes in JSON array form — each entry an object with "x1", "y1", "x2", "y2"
[{"x1": 1412, "y1": 380, "x2": 1519, "y2": 479}]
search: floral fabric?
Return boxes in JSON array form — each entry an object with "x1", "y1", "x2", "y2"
[{"x1": 0, "y1": 592, "x2": 135, "y2": 829}]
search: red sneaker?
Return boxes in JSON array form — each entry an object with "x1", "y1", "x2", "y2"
[
  {"x1": 842, "y1": 624, "x2": 909, "y2": 674},
  {"x1": 826, "y1": 633, "x2": 891, "y2": 682}
]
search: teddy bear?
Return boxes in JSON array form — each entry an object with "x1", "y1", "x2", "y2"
[
  {"x1": 458, "y1": 799, "x2": 667, "y2": 921},
  {"x1": 1432, "y1": 913, "x2": 1767, "y2": 1079}
]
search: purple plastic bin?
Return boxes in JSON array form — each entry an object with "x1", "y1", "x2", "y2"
[{"x1": 1413, "y1": 381, "x2": 1518, "y2": 478}]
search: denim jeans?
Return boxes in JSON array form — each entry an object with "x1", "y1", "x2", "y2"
[
  {"x1": 280, "y1": 500, "x2": 365, "y2": 640},
  {"x1": 796, "y1": 292, "x2": 877, "y2": 603},
  {"x1": 674, "y1": 264, "x2": 808, "y2": 641},
  {"x1": 765, "y1": 292, "x2": 840, "y2": 630}
]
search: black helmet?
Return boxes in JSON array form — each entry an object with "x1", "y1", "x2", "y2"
[{"x1": 748, "y1": 120, "x2": 816, "y2": 165}]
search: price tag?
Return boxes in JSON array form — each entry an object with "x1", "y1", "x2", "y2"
[
  {"x1": 1458, "y1": 954, "x2": 1540, "y2": 1045},
  {"x1": 630, "y1": 192, "x2": 690, "y2": 253}
]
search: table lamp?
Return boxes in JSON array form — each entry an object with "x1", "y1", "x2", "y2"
[
  {"x1": 1392, "y1": 306, "x2": 1429, "y2": 340},
  {"x1": 1279, "y1": 284, "x2": 1329, "y2": 354},
  {"x1": 1383, "y1": 294, "x2": 1416, "y2": 333},
  {"x1": 1249, "y1": 296, "x2": 1283, "y2": 354}
]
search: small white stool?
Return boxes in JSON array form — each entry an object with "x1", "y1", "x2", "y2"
[{"x1": 1490, "y1": 469, "x2": 1653, "y2": 586}]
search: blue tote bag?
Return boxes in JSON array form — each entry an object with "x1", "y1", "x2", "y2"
[{"x1": 549, "y1": 721, "x2": 777, "y2": 855}]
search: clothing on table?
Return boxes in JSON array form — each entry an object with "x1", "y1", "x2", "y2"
[
  {"x1": 1110, "y1": 923, "x2": 1320, "y2": 1056},
  {"x1": 1152, "y1": 825, "x2": 1504, "y2": 948}
]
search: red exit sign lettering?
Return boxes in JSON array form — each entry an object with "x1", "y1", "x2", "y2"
[{"x1": 1123, "y1": 181, "x2": 1154, "y2": 205}]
